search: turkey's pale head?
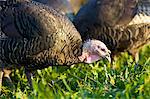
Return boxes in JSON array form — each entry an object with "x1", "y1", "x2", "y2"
[{"x1": 79, "y1": 40, "x2": 111, "y2": 63}]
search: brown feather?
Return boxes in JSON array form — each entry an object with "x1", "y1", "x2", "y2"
[
  {"x1": 0, "y1": 0, "x2": 82, "y2": 70},
  {"x1": 73, "y1": 0, "x2": 150, "y2": 57},
  {"x1": 74, "y1": 0, "x2": 138, "y2": 27}
]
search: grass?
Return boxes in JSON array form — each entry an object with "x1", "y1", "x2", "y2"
[{"x1": 0, "y1": 45, "x2": 150, "y2": 99}]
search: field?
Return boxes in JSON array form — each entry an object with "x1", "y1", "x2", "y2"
[{"x1": 0, "y1": 45, "x2": 150, "y2": 99}]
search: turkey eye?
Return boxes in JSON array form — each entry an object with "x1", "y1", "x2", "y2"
[
  {"x1": 97, "y1": 46, "x2": 101, "y2": 49},
  {"x1": 101, "y1": 48, "x2": 106, "y2": 52}
]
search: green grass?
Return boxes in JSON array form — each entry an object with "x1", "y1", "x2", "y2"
[{"x1": 0, "y1": 45, "x2": 150, "y2": 99}]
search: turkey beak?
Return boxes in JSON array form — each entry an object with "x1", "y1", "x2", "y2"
[
  {"x1": 105, "y1": 50, "x2": 111, "y2": 62},
  {"x1": 105, "y1": 53, "x2": 111, "y2": 63},
  {"x1": 97, "y1": 49, "x2": 111, "y2": 62}
]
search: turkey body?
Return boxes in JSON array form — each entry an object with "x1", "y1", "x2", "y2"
[
  {"x1": 0, "y1": 0, "x2": 83, "y2": 70},
  {"x1": 73, "y1": 0, "x2": 150, "y2": 56},
  {"x1": 0, "y1": 0, "x2": 83, "y2": 88}
]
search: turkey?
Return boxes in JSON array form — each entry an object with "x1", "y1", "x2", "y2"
[
  {"x1": 73, "y1": 0, "x2": 150, "y2": 58},
  {"x1": 33, "y1": 0, "x2": 74, "y2": 20},
  {"x1": 0, "y1": 0, "x2": 111, "y2": 89}
]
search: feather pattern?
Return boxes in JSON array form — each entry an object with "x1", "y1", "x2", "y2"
[
  {"x1": 73, "y1": 0, "x2": 150, "y2": 56},
  {"x1": 77, "y1": 23, "x2": 150, "y2": 56},
  {"x1": 0, "y1": 0, "x2": 83, "y2": 70}
]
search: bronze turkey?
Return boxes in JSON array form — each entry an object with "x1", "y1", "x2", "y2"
[
  {"x1": 0, "y1": 0, "x2": 111, "y2": 89},
  {"x1": 73, "y1": 0, "x2": 150, "y2": 63}
]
